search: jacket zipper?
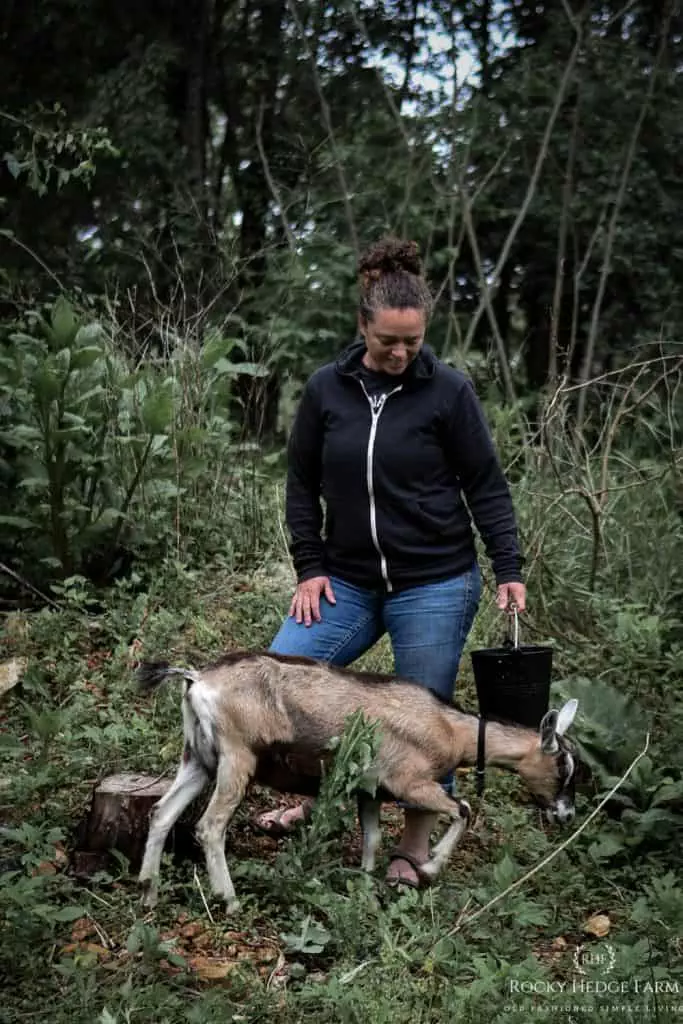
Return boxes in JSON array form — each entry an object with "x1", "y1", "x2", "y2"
[{"x1": 360, "y1": 381, "x2": 403, "y2": 591}]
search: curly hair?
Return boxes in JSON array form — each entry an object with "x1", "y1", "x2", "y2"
[{"x1": 358, "y1": 236, "x2": 433, "y2": 322}]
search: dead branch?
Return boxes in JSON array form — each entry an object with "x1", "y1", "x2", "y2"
[
  {"x1": 0, "y1": 561, "x2": 61, "y2": 609},
  {"x1": 256, "y1": 97, "x2": 296, "y2": 253},
  {"x1": 549, "y1": 86, "x2": 580, "y2": 384},
  {"x1": 460, "y1": 187, "x2": 517, "y2": 404}
]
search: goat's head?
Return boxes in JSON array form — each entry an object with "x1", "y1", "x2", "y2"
[{"x1": 516, "y1": 698, "x2": 579, "y2": 824}]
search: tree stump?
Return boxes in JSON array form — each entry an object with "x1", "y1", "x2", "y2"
[
  {"x1": 72, "y1": 772, "x2": 199, "y2": 877},
  {"x1": 71, "y1": 753, "x2": 334, "y2": 877}
]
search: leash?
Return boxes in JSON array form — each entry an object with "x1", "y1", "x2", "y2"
[
  {"x1": 473, "y1": 603, "x2": 519, "y2": 798},
  {"x1": 476, "y1": 717, "x2": 487, "y2": 798}
]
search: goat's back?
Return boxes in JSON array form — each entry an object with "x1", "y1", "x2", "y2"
[{"x1": 197, "y1": 651, "x2": 467, "y2": 768}]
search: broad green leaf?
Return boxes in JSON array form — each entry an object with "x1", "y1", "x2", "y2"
[
  {"x1": 74, "y1": 322, "x2": 104, "y2": 346},
  {"x1": 52, "y1": 905, "x2": 88, "y2": 922},
  {"x1": 200, "y1": 333, "x2": 238, "y2": 369},
  {"x1": 141, "y1": 382, "x2": 175, "y2": 433},
  {"x1": 652, "y1": 781, "x2": 683, "y2": 806},
  {"x1": 72, "y1": 385, "x2": 106, "y2": 407},
  {"x1": 214, "y1": 358, "x2": 269, "y2": 378},
  {"x1": 589, "y1": 833, "x2": 626, "y2": 861},
  {"x1": 69, "y1": 345, "x2": 103, "y2": 370},
  {"x1": 32, "y1": 367, "x2": 61, "y2": 403},
  {"x1": 0, "y1": 515, "x2": 33, "y2": 529},
  {"x1": 50, "y1": 297, "x2": 79, "y2": 347},
  {"x1": 18, "y1": 476, "x2": 50, "y2": 492},
  {"x1": 54, "y1": 348, "x2": 72, "y2": 376},
  {"x1": 4, "y1": 152, "x2": 22, "y2": 178},
  {"x1": 150, "y1": 434, "x2": 169, "y2": 455}
]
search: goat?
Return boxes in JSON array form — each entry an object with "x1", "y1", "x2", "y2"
[{"x1": 136, "y1": 650, "x2": 579, "y2": 912}]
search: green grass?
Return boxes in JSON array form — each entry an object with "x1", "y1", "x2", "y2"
[{"x1": 1, "y1": 551, "x2": 681, "y2": 1024}]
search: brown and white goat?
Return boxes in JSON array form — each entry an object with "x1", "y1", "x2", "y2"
[{"x1": 136, "y1": 651, "x2": 579, "y2": 912}]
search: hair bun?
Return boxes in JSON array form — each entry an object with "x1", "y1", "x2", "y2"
[{"x1": 358, "y1": 237, "x2": 423, "y2": 279}]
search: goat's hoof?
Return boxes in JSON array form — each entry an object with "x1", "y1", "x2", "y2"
[
  {"x1": 139, "y1": 876, "x2": 159, "y2": 909},
  {"x1": 418, "y1": 860, "x2": 438, "y2": 882},
  {"x1": 140, "y1": 886, "x2": 158, "y2": 910},
  {"x1": 458, "y1": 799, "x2": 472, "y2": 822},
  {"x1": 225, "y1": 898, "x2": 240, "y2": 914}
]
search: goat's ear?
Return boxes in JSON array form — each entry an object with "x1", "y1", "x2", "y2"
[
  {"x1": 555, "y1": 698, "x2": 578, "y2": 736},
  {"x1": 540, "y1": 709, "x2": 560, "y2": 753}
]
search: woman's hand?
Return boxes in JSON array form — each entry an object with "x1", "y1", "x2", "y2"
[
  {"x1": 496, "y1": 581, "x2": 526, "y2": 614},
  {"x1": 289, "y1": 576, "x2": 337, "y2": 626}
]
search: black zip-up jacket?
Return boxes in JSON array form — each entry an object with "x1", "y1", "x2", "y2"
[{"x1": 286, "y1": 340, "x2": 523, "y2": 592}]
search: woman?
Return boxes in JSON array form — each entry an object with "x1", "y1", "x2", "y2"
[{"x1": 255, "y1": 237, "x2": 526, "y2": 888}]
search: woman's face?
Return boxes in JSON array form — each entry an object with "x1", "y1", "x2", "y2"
[{"x1": 359, "y1": 307, "x2": 426, "y2": 375}]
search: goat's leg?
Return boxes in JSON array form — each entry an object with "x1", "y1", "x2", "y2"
[
  {"x1": 384, "y1": 776, "x2": 471, "y2": 883},
  {"x1": 195, "y1": 745, "x2": 256, "y2": 913},
  {"x1": 356, "y1": 793, "x2": 382, "y2": 873},
  {"x1": 420, "y1": 807, "x2": 471, "y2": 881},
  {"x1": 138, "y1": 757, "x2": 208, "y2": 907}
]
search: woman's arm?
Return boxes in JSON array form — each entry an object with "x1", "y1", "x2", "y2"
[
  {"x1": 285, "y1": 377, "x2": 326, "y2": 582},
  {"x1": 445, "y1": 379, "x2": 524, "y2": 586}
]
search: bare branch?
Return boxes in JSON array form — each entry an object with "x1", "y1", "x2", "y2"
[
  {"x1": 549, "y1": 88, "x2": 580, "y2": 383},
  {"x1": 460, "y1": 188, "x2": 517, "y2": 404},
  {"x1": 256, "y1": 98, "x2": 296, "y2": 253}
]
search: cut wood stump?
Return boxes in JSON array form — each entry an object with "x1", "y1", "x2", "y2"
[
  {"x1": 72, "y1": 772, "x2": 200, "y2": 877},
  {"x1": 71, "y1": 752, "x2": 335, "y2": 878}
]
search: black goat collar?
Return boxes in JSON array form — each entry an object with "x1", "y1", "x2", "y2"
[{"x1": 476, "y1": 717, "x2": 487, "y2": 796}]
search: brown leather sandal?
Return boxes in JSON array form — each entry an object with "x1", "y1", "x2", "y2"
[{"x1": 385, "y1": 848, "x2": 430, "y2": 890}]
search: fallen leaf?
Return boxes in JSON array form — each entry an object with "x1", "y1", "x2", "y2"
[
  {"x1": 33, "y1": 860, "x2": 57, "y2": 876},
  {"x1": 190, "y1": 956, "x2": 237, "y2": 980},
  {"x1": 82, "y1": 943, "x2": 111, "y2": 959},
  {"x1": 32, "y1": 843, "x2": 68, "y2": 876},
  {"x1": 180, "y1": 921, "x2": 205, "y2": 940},
  {"x1": 551, "y1": 936, "x2": 568, "y2": 950},
  {"x1": 583, "y1": 913, "x2": 611, "y2": 938},
  {"x1": 252, "y1": 944, "x2": 279, "y2": 963},
  {"x1": 61, "y1": 942, "x2": 110, "y2": 960},
  {"x1": 71, "y1": 917, "x2": 96, "y2": 942}
]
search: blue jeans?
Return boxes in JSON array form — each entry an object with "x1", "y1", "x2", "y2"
[{"x1": 269, "y1": 565, "x2": 482, "y2": 797}]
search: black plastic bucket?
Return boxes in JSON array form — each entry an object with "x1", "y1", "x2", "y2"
[{"x1": 471, "y1": 609, "x2": 553, "y2": 730}]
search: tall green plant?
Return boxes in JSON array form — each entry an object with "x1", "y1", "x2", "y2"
[{"x1": 0, "y1": 297, "x2": 274, "y2": 589}]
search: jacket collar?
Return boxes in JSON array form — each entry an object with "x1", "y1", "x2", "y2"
[{"x1": 334, "y1": 338, "x2": 438, "y2": 387}]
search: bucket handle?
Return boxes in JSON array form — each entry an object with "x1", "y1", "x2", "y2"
[{"x1": 506, "y1": 603, "x2": 520, "y2": 650}]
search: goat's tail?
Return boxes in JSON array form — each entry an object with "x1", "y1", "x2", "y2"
[{"x1": 136, "y1": 660, "x2": 200, "y2": 691}]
